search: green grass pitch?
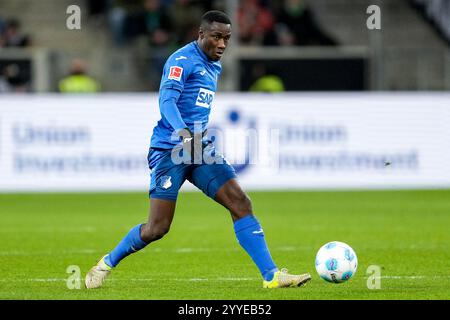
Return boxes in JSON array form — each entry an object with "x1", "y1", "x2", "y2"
[{"x1": 0, "y1": 190, "x2": 449, "y2": 300}]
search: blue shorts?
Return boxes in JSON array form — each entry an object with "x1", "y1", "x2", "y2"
[{"x1": 148, "y1": 143, "x2": 237, "y2": 201}]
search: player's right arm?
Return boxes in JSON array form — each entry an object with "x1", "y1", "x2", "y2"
[
  {"x1": 159, "y1": 88, "x2": 187, "y2": 133},
  {"x1": 159, "y1": 55, "x2": 193, "y2": 134}
]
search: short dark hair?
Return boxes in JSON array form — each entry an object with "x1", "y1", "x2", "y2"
[{"x1": 201, "y1": 10, "x2": 231, "y2": 27}]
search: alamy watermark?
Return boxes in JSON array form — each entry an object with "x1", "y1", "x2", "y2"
[
  {"x1": 367, "y1": 5, "x2": 381, "y2": 30},
  {"x1": 66, "y1": 5, "x2": 81, "y2": 30},
  {"x1": 169, "y1": 122, "x2": 280, "y2": 170},
  {"x1": 366, "y1": 265, "x2": 382, "y2": 289},
  {"x1": 66, "y1": 265, "x2": 81, "y2": 289}
]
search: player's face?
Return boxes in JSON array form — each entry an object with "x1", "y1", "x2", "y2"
[{"x1": 199, "y1": 22, "x2": 232, "y2": 61}]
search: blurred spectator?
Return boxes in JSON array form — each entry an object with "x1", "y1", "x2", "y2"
[
  {"x1": 85, "y1": 0, "x2": 114, "y2": 27},
  {"x1": 0, "y1": 16, "x2": 6, "y2": 36},
  {"x1": 134, "y1": 0, "x2": 175, "y2": 90},
  {"x1": 107, "y1": 0, "x2": 222, "y2": 47},
  {"x1": 410, "y1": 0, "x2": 450, "y2": 44},
  {"x1": 0, "y1": 67, "x2": 12, "y2": 93},
  {"x1": 108, "y1": 0, "x2": 173, "y2": 47},
  {"x1": 0, "y1": 19, "x2": 31, "y2": 48},
  {"x1": 59, "y1": 59, "x2": 101, "y2": 93},
  {"x1": 250, "y1": 74, "x2": 285, "y2": 92},
  {"x1": 249, "y1": 64, "x2": 285, "y2": 92},
  {"x1": 275, "y1": 0, "x2": 338, "y2": 46},
  {"x1": 237, "y1": 0, "x2": 276, "y2": 45},
  {"x1": 108, "y1": 0, "x2": 143, "y2": 46},
  {"x1": 86, "y1": 0, "x2": 111, "y2": 17},
  {"x1": 273, "y1": 22, "x2": 295, "y2": 46},
  {"x1": 0, "y1": 64, "x2": 30, "y2": 93},
  {"x1": 169, "y1": 0, "x2": 206, "y2": 46},
  {"x1": 137, "y1": 0, "x2": 173, "y2": 47}
]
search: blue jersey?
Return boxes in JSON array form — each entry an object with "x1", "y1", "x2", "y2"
[{"x1": 150, "y1": 41, "x2": 222, "y2": 149}]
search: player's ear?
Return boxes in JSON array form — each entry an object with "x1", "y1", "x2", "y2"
[{"x1": 199, "y1": 28, "x2": 205, "y2": 39}]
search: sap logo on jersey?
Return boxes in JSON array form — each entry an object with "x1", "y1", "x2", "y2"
[{"x1": 196, "y1": 88, "x2": 215, "y2": 108}]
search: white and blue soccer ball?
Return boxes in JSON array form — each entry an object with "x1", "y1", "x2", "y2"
[{"x1": 315, "y1": 241, "x2": 358, "y2": 283}]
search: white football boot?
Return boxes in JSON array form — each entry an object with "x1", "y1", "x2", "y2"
[
  {"x1": 85, "y1": 255, "x2": 112, "y2": 289},
  {"x1": 263, "y1": 268, "x2": 311, "y2": 288}
]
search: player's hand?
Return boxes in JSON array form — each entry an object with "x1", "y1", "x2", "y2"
[
  {"x1": 179, "y1": 127, "x2": 193, "y2": 144},
  {"x1": 178, "y1": 127, "x2": 204, "y2": 164}
]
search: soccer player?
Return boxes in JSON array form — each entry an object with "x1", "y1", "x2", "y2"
[{"x1": 85, "y1": 10, "x2": 311, "y2": 289}]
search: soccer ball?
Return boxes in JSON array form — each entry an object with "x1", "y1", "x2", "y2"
[{"x1": 315, "y1": 241, "x2": 358, "y2": 283}]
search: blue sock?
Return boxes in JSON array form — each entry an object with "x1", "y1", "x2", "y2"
[
  {"x1": 104, "y1": 224, "x2": 148, "y2": 268},
  {"x1": 234, "y1": 215, "x2": 278, "y2": 281}
]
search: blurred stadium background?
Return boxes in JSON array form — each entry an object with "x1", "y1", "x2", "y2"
[
  {"x1": 0, "y1": 0, "x2": 449, "y2": 93},
  {"x1": 0, "y1": 0, "x2": 450, "y2": 300},
  {"x1": 1, "y1": 0, "x2": 449, "y2": 192}
]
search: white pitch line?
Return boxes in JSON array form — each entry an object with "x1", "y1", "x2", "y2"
[
  {"x1": 28, "y1": 278, "x2": 64, "y2": 282},
  {"x1": 1, "y1": 275, "x2": 449, "y2": 283},
  {"x1": 0, "y1": 278, "x2": 66, "y2": 282},
  {"x1": 0, "y1": 249, "x2": 98, "y2": 256},
  {"x1": 0, "y1": 246, "x2": 308, "y2": 256},
  {"x1": 381, "y1": 276, "x2": 427, "y2": 279},
  {"x1": 113, "y1": 277, "x2": 260, "y2": 282},
  {"x1": 124, "y1": 276, "x2": 450, "y2": 282},
  {"x1": 366, "y1": 276, "x2": 450, "y2": 279},
  {"x1": 0, "y1": 277, "x2": 259, "y2": 283},
  {"x1": 0, "y1": 227, "x2": 97, "y2": 233}
]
